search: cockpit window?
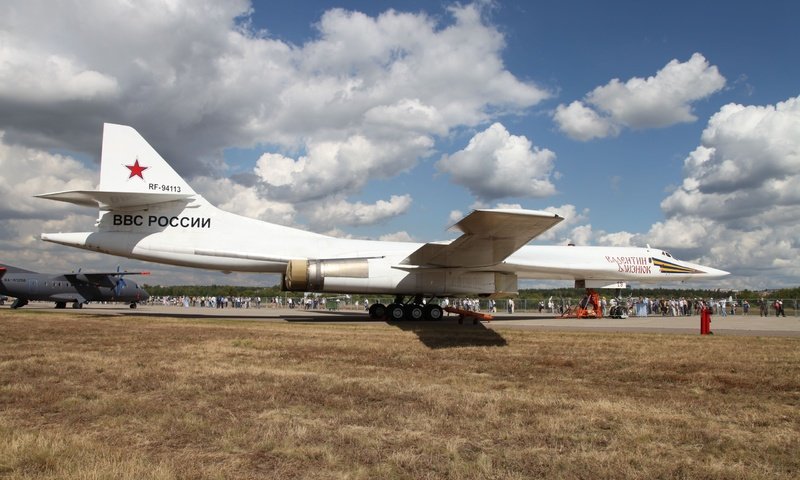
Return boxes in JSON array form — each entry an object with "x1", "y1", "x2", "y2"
[{"x1": 661, "y1": 251, "x2": 673, "y2": 258}]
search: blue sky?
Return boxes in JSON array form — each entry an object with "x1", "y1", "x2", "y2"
[
  {"x1": 1, "y1": 0, "x2": 798, "y2": 289},
  {"x1": 253, "y1": 0, "x2": 798, "y2": 239}
]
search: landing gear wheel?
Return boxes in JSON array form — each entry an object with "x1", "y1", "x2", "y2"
[
  {"x1": 386, "y1": 303, "x2": 405, "y2": 321},
  {"x1": 55, "y1": 302, "x2": 66, "y2": 309},
  {"x1": 423, "y1": 304, "x2": 444, "y2": 321},
  {"x1": 368, "y1": 303, "x2": 387, "y2": 319},
  {"x1": 11, "y1": 298, "x2": 28, "y2": 309},
  {"x1": 404, "y1": 303, "x2": 424, "y2": 321}
]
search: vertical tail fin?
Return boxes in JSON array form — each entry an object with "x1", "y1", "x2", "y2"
[{"x1": 99, "y1": 123, "x2": 195, "y2": 195}]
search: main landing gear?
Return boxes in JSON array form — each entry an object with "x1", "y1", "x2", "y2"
[
  {"x1": 10, "y1": 298, "x2": 28, "y2": 309},
  {"x1": 368, "y1": 295, "x2": 444, "y2": 321}
]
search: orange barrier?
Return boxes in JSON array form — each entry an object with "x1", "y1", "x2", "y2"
[{"x1": 444, "y1": 306, "x2": 494, "y2": 324}]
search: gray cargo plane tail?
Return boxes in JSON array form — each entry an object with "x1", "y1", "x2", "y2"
[{"x1": 0, "y1": 263, "x2": 150, "y2": 309}]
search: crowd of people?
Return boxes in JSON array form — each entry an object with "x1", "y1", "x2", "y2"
[
  {"x1": 540, "y1": 295, "x2": 792, "y2": 317},
  {"x1": 144, "y1": 294, "x2": 791, "y2": 317},
  {"x1": 146, "y1": 295, "x2": 263, "y2": 308},
  {"x1": 146, "y1": 295, "x2": 353, "y2": 310}
]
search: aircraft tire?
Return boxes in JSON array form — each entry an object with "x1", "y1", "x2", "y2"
[
  {"x1": 404, "y1": 303, "x2": 424, "y2": 321},
  {"x1": 368, "y1": 303, "x2": 386, "y2": 319},
  {"x1": 423, "y1": 304, "x2": 444, "y2": 321},
  {"x1": 11, "y1": 298, "x2": 28, "y2": 309},
  {"x1": 55, "y1": 302, "x2": 66, "y2": 309},
  {"x1": 386, "y1": 303, "x2": 405, "y2": 321}
]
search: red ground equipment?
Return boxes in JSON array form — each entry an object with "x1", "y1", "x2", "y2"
[{"x1": 561, "y1": 289, "x2": 602, "y2": 318}]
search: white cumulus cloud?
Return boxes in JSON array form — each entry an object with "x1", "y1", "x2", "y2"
[
  {"x1": 652, "y1": 95, "x2": 800, "y2": 287},
  {"x1": 661, "y1": 95, "x2": 800, "y2": 224},
  {"x1": 0, "y1": 0, "x2": 549, "y2": 209},
  {"x1": 436, "y1": 123, "x2": 557, "y2": 201},
  {"x1": 553, "y1": 101, "x2": 620, "y2": 141},
  {"x1": 534, "y1": 204, "x2": 590, "y2": 243},
  {"x1": 307, "y1": 194, "x2": 413, "y2": 231},
  {"x1": 0, "y1": 0, "x2": 556, "y2": 265},
  {"x1": 0, "y1": 132, "x2": 96, "y2": 219},
  {"x1": 191, "y1": 176, "x2": 297, "y2": 226},
  {"x1": 0, "y1": 47, "x2": 119, "y2": 103},
  {"x1": 554, "y1": 53, "x2": 726, "y2": 140}
]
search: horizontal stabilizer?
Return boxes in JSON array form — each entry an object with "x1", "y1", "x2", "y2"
[
  {"x1": 36, "y1": 190, "x2": 193, "y2": 209},
  {"x1": 36, "y1": 124, "x2": 200, "y2": 211}
]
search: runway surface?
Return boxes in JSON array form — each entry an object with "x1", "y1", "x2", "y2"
[{"x1": 4, "y1": 303, "x2": 799, "y2": 337}]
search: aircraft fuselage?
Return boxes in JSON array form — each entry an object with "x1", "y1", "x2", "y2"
[
  {"x1": 41, "y1": 201, "x2": 726, "y2": 297},
  {"x1": 0, "y1": 265, "x2": 149, "y2": 308}
]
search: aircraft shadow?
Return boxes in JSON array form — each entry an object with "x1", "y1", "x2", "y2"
[
  {"x1": 390, "y1": 319, "x2": 508, "y2": 349},
  {"x1": 101, "y1": 308, "x2": 373, "y2": 322},
  {"x1": 37, "y1": 307, "x2": 509, "y2": 349},
  {"x1": 280, "y1": 311, "x2": 508, "y2": 348}
]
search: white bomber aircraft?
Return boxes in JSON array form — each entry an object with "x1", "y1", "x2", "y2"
[{"x1": 37, "y1": 124, "x2": 729, "y2": 320}]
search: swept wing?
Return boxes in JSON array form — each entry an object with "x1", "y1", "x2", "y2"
[{"x1": 403, "y1": 209, "x2": 563, "y2": 268}]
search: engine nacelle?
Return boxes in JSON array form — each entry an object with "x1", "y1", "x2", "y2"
[
  {"x1": 283, "y1": 258, "x2": 370, "y2": 292},
  {"x1": 284, "y1": 258, "x2": 519, "y2": 296}
]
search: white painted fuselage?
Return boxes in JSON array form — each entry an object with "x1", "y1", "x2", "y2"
[
  {"x1": 39, "y1": 123, "x2": 728, "y2": 299},
  {"x1": 42, "y1": 197, "x2": 727, "y2": 296}
]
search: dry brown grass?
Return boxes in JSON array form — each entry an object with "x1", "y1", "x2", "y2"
[{"x1": 1, "y1": 310, "x2": 798, "y2": 479}]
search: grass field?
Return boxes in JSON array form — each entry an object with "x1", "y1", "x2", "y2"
[{"x1": 1, "y1": 311, "x2": 798, "y2": 479}]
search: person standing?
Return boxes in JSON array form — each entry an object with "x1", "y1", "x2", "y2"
[{"x1": 776, "y1": 299, "x2": 786, "y2": 317}]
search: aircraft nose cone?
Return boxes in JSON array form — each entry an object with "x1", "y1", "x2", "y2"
[{"x1": 705, "y1": 266, "x2": 730, "y2": 278}]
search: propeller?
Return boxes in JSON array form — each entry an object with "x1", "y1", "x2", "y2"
[{"x1": 114, "y1": 276, "x2": 127, "y2": 296}]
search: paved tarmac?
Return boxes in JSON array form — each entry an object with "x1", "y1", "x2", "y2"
[{"x1": 3, "y1": 302, "x2": 799, "y2": 337}]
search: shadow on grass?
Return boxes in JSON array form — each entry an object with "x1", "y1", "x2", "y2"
[
  {"x1": 279, "y1": 313, "x2": 508, "y2": 349},
  {"x1": 74, "y1": 308, "x2": 374, "y2": 322},
  {"x1": 9, "y1": 306, "x2": 508, "y2": 349},
  {"x1": 390, "y1": 319, "x2": 508, "y2": 349}
]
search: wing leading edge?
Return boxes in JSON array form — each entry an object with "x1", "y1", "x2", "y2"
[{"x1": 403, "y1": 209, "x2": 563, "y2": 268}]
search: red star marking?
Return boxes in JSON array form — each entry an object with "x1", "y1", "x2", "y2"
[{"x1": 125, "y1": 159, "x2": 148, "y2": 179}]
